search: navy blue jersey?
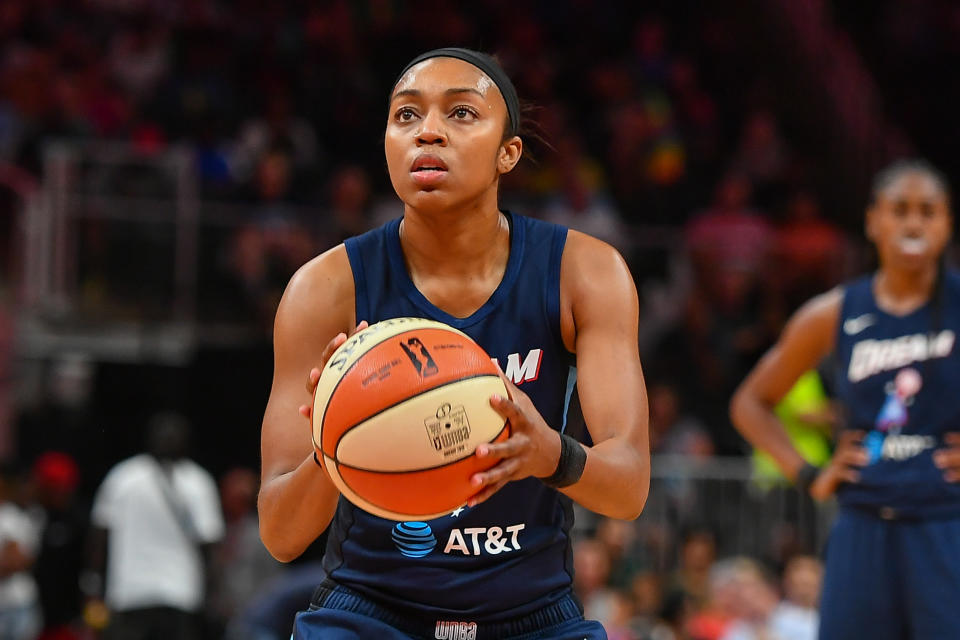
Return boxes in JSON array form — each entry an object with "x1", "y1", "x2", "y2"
[
  {"x1": 324, "y1": 211, "x2": 578, "y2": 619},
  {"x1": 833, "y1": 271, "x2": 960, "y2": 518}
]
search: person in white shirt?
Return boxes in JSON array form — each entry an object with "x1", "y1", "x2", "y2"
[
  {"x1": 0, "y1": 467, "x2": 41, "y2": 640},
  {"x1": 87, "y1": 412, "x2": 224, "y2": 640}
]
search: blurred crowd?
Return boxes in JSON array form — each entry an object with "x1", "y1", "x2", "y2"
[{"x1": 0, "y1": 0, "x2": 957, "y2": 638}]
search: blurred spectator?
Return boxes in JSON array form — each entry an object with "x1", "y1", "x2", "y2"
[
  {"x1": 669, "y1": 526, "x2": 717, "y2": 612},
  {"x1": 775, "y1": 190, "x2": 847, "y2": 308},
  {"x1": 649, "y1": 381, "x2": 714, "y2": 458},
  {"x1": 0, "y1": 464, "x2": 41, "y2": 640},
  {"x1": 715, "y1": 558, "x2": 781, "y2": 640},
  {"x1": 682, "y1": 174, "x2": 780, "y2": 450},
  {"x1": 86, "y1": 412, "x2": 224, "y2": 640},
  {"x1": 227, "y1": 146, "x2": 316, "y2": 329},
  {"x1": 728, "y1": 111, "x2": 791, "y2": 210},
  {"x1": 208, "y1": 467, "x2": 283, "y2": 637},
  {"x1": 232, "y1": 91, "x2": 319, "y2": 185},
  {"x1": 315, "y1": 165, "x2": 373, "y2": 250},
  {"x1": 768, "y1": 555, "x2": 821, "y2": 640},
  {"x1": 108, "y1": 13, "x2": 170, "y2": 105},
  {"x1": 30, "y1": 452, "x2": 86, "y2": 639},
  {"x1": 539, "y1": 134, "x2": 626, "y2": 251}
]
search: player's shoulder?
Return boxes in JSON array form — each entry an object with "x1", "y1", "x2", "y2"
[
  {"x1": 285, "y1": 244, "x2": 353, "y2": 301},
  {"x1": 561, "y1": 229, "x2": 630, "y2": 273},
  {"x1": 785, "y1": 287, "x2": 843, "y2": 337}
]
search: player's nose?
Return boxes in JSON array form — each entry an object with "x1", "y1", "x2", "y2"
[{"x1": 416, "y1": 108, "x2": 447, "y2": 146}]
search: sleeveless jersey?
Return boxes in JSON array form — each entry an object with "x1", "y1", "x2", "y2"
[
  {"x1": 325, "y1": 211, "x2": 578, "y2": 619},
  {"x1": 833, "y1": 271, "x2": 960, "y2": 518}
]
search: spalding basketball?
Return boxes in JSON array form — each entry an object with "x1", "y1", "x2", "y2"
[{"x1": 312, "y1": 318, "x2": 510, "y2": 521}]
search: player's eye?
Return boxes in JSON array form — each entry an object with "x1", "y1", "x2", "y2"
[
  {"x1": 893, "y1": 201, "x2": 908, "y2": 218},
  {"x1": 920, "y1": 202, "x2": 935, "y2": 219},
  {"x1": 395, "y1": 107, "x2": 418, "y2": 122},
  {"x1": 451, "y1": 106, "x2": 477, "y2": 120}
]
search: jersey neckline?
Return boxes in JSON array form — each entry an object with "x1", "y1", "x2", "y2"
[{"x1": 385, "y1": 210, "x2": 525, "y2": 329}]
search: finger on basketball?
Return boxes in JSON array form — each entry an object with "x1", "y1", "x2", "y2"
[
  {"x1": 304, "y1": 367, "x2": 322, "y2": 394},
  {"x1": 320, "y1": 333, "x2": 347, "y2": 367},
  {"x1": 476, "y1": 434, "x2": 525, "y2": 460},
  {"x1": 352, "y1": 320, "x2": 369, "y2": 335},
  {"x1": 489, "y1": 394, "x2": 524, "y2": 424},
  {"x1": 492, "y1": 363, "x2": 518, "y2": 401},
  {"x1": 472, "y1": 458, "x2": 520, "y2": 488}
]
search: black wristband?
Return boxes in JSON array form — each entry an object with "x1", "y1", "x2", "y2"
[
  {"x1": 542, "y1": 433, "x2": 587, "y2": 488},
  {"x1": 795, "y1": 462, "x2": 820, "y2": 494}
]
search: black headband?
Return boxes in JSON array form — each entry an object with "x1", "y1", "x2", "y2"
[{"x1": 393, "y1": 47, "x2": 520, "y2": 137}]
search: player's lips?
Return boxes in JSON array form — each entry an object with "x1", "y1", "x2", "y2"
[
  {"x1": 898, "y1": 236, "x2": 929, "y2": 256},
  {"x1": 410, "y1": 154, "x2": 449, "y2": 186}
]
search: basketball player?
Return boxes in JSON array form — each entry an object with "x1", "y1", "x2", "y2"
[
  {"x1": 730, "y1": 160, "x2": 960, "y2": 639},
  {"x1": 258, "y1": 48, "x2": 650, "y2": 639}
]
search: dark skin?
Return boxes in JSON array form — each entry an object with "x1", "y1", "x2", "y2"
[
  {"x1": 258, "y1": 57, "x2": 649, "y2": 562},
  {"x1": 730, "y1": 170, "x2": 960, "y2": 500}
]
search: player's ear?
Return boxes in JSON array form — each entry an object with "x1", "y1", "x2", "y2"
[{"x1": 497, "y1": 136, "x2": 522, "y2": 175}]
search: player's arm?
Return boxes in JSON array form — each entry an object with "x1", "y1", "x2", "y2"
[
  {"x1": 730, "y1": 288, "x2": 867, "y2": 498},
  {"x1": 468, "y1": 233, "x2": 649, "y2": 519},
  {"x1": 555, "y1": 232, "x2": 649, "y2": 519},
  {"x1": 258, "y1": 246, "x2": 356, "y2": 562}
]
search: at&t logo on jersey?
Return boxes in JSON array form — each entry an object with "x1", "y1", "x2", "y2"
[
  {"x1": 435, "y1": 620, "x2": 477, "y2": 640},
  {"x1": 491, "y1": 349, "x2": 543, "y2": 385},
  {"x1": 848, "y1": 330, "x2": 954, "y2": 382},
  {"x1": 391, "y1": 515, "x2": 526, "y2": 558}
]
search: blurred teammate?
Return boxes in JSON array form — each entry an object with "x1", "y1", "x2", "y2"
[
  {"x1": 258, "y1": 48, "x2": 650, "y2": 639},
  {"x1": 731, "y1": 159, "x2": 960, "y2": 639}
]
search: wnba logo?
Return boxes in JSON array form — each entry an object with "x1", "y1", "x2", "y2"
[
  {"x1": 434, "y1": 620, "x2": 477, "y2": 640},
  {"x1": 400, "y1": 337, "x2": 439, "y2": 377}
]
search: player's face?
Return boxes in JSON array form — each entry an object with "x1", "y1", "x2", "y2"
[
  {"x1": 867, "y1": 171, "x2": 952, "y2": 272},
  {"x1": 385, "y1": 58, "x2": 522, "y2": 212}
]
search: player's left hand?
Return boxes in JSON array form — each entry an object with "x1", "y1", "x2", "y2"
[
  {"x1": 467, "y1": 370, "x2": 562, "y2": 506},
  {"x1": 933, "y1": 432, "x2": 960, "y2": 482}
]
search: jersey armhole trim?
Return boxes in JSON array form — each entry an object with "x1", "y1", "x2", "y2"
[
  {"x1": 344, "y1": 238, "x2": 369, "y2": 325},
  {"x1": 547, "y1": 226, "x2": 570, "y2": 358}
]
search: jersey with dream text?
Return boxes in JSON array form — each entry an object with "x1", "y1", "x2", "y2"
[
  {"x1": 833, "y1": 271, "x2": 960, "y2": 518},
  {"x1": 324, "y1": 211, "x2": 579, "y2": 619}
]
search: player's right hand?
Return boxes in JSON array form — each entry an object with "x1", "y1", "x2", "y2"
[
  {"x1": 298, "y1": 321, "x2": 368, "y2": 422},
  {"x1": 808, "y1": 430, "x2": 869, "y2": 501}
]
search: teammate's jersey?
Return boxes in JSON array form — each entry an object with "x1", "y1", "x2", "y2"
[
  {"x1": 324, "y1": 211, "x2": 578, "y2": 619},
  {"x1": 833, "y1": 271, "x2": 960, "y2": 518}
]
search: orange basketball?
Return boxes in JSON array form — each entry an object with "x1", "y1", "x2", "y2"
[{"x1": 312, "y1": 318, "x2": 510, "y2": 521}]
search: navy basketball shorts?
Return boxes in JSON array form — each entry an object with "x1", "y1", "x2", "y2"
[
  {"x1": 819, "y1": 507, "x2": 960, "y2": 639},
  {"x1": 292, "y1": 579, "x2": 607, "y2": 640}
]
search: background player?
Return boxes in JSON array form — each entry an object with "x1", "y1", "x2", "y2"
[
  {"x1": 730, "y1": 159, "x2": 960, "y2": 639},
  {"x1": 257, "y1": 48, "x2": 650, "y2": 639}
]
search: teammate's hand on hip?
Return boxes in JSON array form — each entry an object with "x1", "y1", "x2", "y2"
[
  {"x1": 298, "y1": 321, "x2": 368, "y2": 421},
  {"x1": 467, "y1": 370, "x2": 562, "y2": 507},
  {"x1": 933, "y1": 432, "x2": 960, "y2": 482},
  {"x1": 809, "y1": 430, "x2": 869, "y2": 501}
]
